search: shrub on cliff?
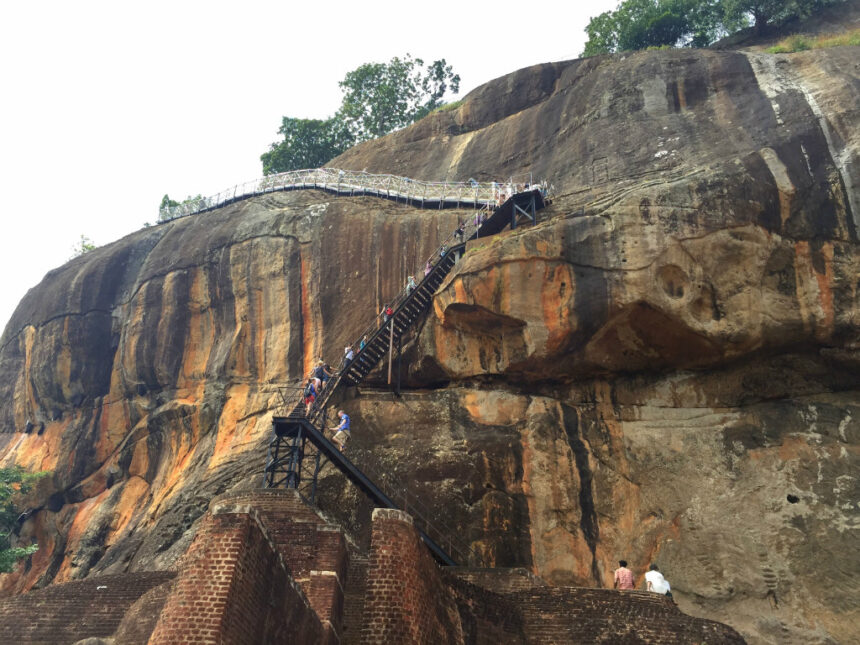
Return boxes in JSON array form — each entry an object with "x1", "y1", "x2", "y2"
[{"x1": 0, "y1": 466, "x2": 47, "y2": 573}]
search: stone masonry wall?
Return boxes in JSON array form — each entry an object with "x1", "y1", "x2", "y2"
[
  {"x1": 361, "y1": 508, "x2": 465, "y2": 644},
  {"x1": 147, "y1": 508, "x2": 325, "y2": 645}
]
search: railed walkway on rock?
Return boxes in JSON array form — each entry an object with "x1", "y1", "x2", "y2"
[
  {"x1": 159, "y1": 166, "x2": 547, "y2": 221},
  {"x1": 263, "y1": 187, "x2": 547, "y2": 567}
]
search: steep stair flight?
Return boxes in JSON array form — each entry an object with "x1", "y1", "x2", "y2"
[{"x1": 263, "y1": 182, "x2": 548, "y2": 566}]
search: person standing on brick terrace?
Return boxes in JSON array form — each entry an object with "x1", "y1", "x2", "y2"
[
  {"x1": 329, "y1": 410, "x2": 350, "y2": 451},
  {"x1": 645, "y1": 564, "x2": 672, "y2": 597},
  {"x1": 613, "y1": 560, "x2": 635, "y2": 590}
]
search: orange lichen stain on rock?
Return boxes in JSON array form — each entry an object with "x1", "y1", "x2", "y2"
[
  {"x1": 104, "y1": 476, "x2": 149, "y2": 546},
  {"x1": 542, "y1": 525, "x2": 594, "y2": 584},
  {"x1": 178, "y1": 268, "x2": 214, "y2": 390},
  {"x1": 209, "y1": 385, "x2": 252, "y2": 470},
  {"x1": 147, "y1": 404, "x2": 201, "y2": 511},
  {"x1": 300, "y1": 249, "x2": 315, "y2": 377},
  {"x1": 128, "y1": 432, "x2": 150, "y2": 479},
  {"x1": 792, "y1": 240, "x2": 826, "y2": 338},
  {"x1": 4, "y1": 416, "x2": 71, "y2": 472},
  {"x1": 54, "y1": 488, "x2": 112, "y2": 582},
  {"x1": 777, "y1": 436, "x2": 815, "y2": 461},
  {"x1": 119, "y1": 286, "x2": 148, "y2": 386},
  {"x1": 812, "y1": 242, "x2": 835, "y2": 340},
  {"x1": 94, "y1": 399, "x2": 131, "y2": 465},
  {"x1": 462, "y1": 390, "x2": 528, "y2": 425},
  {"x1": 453, "y1": 277, "x2": 469, "y2": 304},
  {"x1": 19, "y1": 325, "x2": 38, "y2": 425},
  {"x1": 541, "y1": 263, "x2": 575, "y2": 353}
]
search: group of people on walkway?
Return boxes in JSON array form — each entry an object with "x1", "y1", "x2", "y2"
[
  {"x1": 302, "y1": 360, "x2": 335, "y2": 414},
  {"x1": 613, "y1": 561, "x2": 672, "y2": 597},
  {"x1": 300, "y1": 362, "x2": 352, "y2": 451}
]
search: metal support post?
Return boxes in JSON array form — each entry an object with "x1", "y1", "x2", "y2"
[
  {"x1": 387, "y1": 320, "x2": 395, "y2": 385},
  {"x1": 395, "y1": 333, "x2": 402, "y2": 397}
]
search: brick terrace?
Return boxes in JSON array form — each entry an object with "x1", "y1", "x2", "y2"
[{"x1": 0, "y1": 490, "x2": 746, "y2": 644}]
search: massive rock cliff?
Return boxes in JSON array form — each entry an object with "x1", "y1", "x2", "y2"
[{"x1": 1, "y1": 44, "x2": 857, "y2": 644}]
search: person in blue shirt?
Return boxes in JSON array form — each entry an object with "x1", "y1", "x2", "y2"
[{"x1": 330, "y1": 410, "x2": 351, "y2": 451}]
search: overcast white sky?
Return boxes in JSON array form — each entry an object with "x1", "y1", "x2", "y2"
[{"x1": 0, "y1": 0, "x2": 617, "y2": 332}]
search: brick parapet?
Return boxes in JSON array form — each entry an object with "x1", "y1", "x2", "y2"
[
  {"x1": 445, "y1": 567, "x2": 547, "y2": 593},
  {"x1": 341, "y1": 550, "x2": 369, "y2": 645},
  {"x1": 361, "y1": 507, "x2": 464, "y2": 644},
  {"x1": 147, "y1": 510, "x2": 325, "y2": 645},
  {"x1": 206, "y1": 489, "x2": 348, "y2": 642}
]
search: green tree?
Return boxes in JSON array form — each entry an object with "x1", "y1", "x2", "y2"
[
  {"x1": 584, "y1": 0, "x2": 707, "y2": 55},
  {"x1": 1, "y1": 466, "x2": 46, "y2": 573},
  {"x1": 261, "y1": 55, "x2": 460, "y2": 174},
  {"x1": 338, "y1": 54, "x2": 460, "y2": 141},
  {"x1": 260, "y1": 117, "x2": 355, "y2": 175},
  {"x1": 581, "y1": 0, "x2": 843, "y2": 54},
  {"x1": 71, "y1": 234, "x2": 96, "y2": 258}
]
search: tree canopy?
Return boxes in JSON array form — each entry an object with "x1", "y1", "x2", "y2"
[
  {"x1": 261, "y1": 117, "x2": 354, "y2": 175},
  {"x1": 582, "y1": 0, "x2": 846, "y2": 55},
  {"x1": 338, "y1": 55, "x2": 460, "y2": 141},
  {"x1": 261, "y1": 55, "x2": 460, "y2": 175},
  {"x1": 1, "y1": 466, "x2": 46, "y2": 573}
]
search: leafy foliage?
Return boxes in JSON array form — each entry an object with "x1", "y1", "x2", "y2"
[
  {"x1": 0, "y1": 466, "x2": 47, "y2": 573},
  {"x1": 723, "y1": 0, "x2": 844, "y2": 34},
  {"x1": 261, "y1": 55, "x2": 459, "y2": 175},
  {"x1": 583, "y1": 0, "x2": 722, "y2": 55},
  {"x1": 338, "y1": 55, "x2": 460, "y2": 141},
  {"x1": 71, "y1": 234, "x2": 96, "y2": 258},
  {"x1": 261, "y1": 117, "x2": 354, "y2": 175},
  {"x1": 582, "y1": 0, "x2": 846, "y2": 54}
]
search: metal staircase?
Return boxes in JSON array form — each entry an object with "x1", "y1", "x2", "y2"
[{"x1": 262, "y1": 188, "x2": 548, "y2": 567}]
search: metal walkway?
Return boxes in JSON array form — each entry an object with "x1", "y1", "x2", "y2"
[{"x1": 158, "y1": 167, "x2": 544, "y2": 222}]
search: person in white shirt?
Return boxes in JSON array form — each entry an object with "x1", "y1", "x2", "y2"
[{"x1": 645, "y1": 564, "x2": 672, "y2": 597}]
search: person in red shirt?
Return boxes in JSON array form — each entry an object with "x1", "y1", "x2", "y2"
[{"x1": 613, "y1": 560, "x2": 635, "y2": 590}]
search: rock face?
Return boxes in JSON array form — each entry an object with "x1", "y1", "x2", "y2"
[{"x1": 1, "y1": 43, "x2": 858, "y2": 644}]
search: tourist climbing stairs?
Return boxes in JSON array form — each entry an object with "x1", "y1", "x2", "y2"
[{"x1": 342, "y1": 246, "x2": 461, "y2": 386}]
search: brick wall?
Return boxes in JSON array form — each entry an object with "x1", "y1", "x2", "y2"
[
  {"x1": 0, "y1": 571, "x2": 175, "y2": 644},
  {"x1": 147, "y1": 509, "x2": 325, "y2": 645},
  {"x1": 361, "y1": 508, "x2": 465, "y2": 644},
  {"x1": 341, "y1": 550, "x2": 369, "y2": 645},
  {"x1": 211, "y1": 489, "x2": 349, "y2": 640}
]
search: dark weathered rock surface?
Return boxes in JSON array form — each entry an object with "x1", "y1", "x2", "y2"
[{"x1": 1, "y1": 42, "x2": 858, "y2": 644}]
